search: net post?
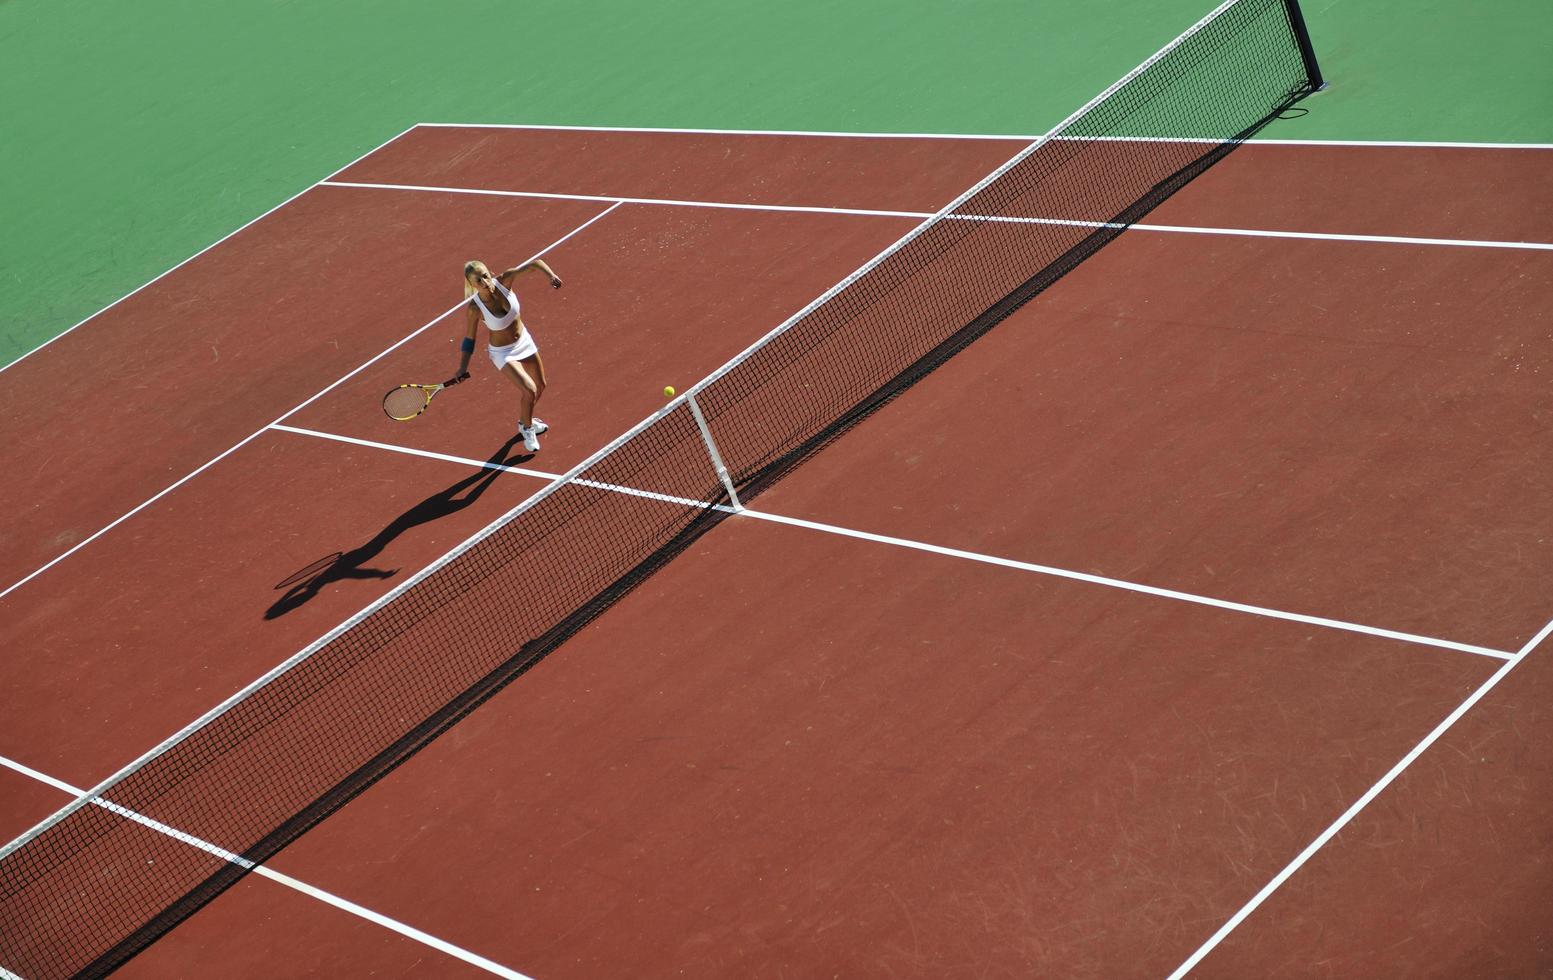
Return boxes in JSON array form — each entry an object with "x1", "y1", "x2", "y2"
[
  {"x1": 686, "y1": 393, "x2": 742, "y2": 511},
  {"x1": 1280, "y1": 0, "x2": 1325, "y2": 91}
]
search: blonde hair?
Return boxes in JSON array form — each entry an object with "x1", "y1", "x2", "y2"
[{"x1": 463, "y1": 260, "x2": 489, "y2": 299}]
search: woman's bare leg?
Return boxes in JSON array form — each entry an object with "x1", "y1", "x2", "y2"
[
  {"x1": 522, "y1": 353, "x2": 548, "y2": 414},
  {"x1": 501, "y1": 361, "x2": 539, "y2": 427}
]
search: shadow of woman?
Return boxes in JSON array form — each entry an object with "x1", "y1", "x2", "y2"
[{"x1": 266, "y1": 435, "x2": 528, "y2": 620}]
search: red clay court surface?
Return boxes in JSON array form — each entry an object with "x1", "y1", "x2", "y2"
[{"x1": 1, "y1": 124, "x2": 1551, "y2": 978}]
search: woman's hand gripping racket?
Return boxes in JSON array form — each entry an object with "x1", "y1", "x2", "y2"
[{"x1": 382, "y1": 372, "x2": 468, "y2": 421}]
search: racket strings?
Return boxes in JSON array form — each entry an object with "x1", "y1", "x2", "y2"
[{"x1": 383, "y1": 386, "x2": 430, "y2": 420}]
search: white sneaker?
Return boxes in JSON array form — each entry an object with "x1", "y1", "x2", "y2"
[
  {"x1": 519, "y1": 425, "x2": 541, "y2": 453},
  {"x1": 527, "y1": 417, "x2": 549, "y2": 435}
]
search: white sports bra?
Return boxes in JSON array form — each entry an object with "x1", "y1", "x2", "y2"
[{"x1": 471, "y1": 281, "x2": 522, "y2": 332}]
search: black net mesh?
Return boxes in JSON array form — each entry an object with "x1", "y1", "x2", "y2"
[{"x1": 0, "y1": 1, "x2": 1318, "y2": 974}]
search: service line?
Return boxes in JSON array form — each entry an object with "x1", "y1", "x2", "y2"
[{"x1": 270, "y1": 423, "x2": 1515, "y2": 664}]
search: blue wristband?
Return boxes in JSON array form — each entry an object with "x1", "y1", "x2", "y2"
[{"x1": 460, "y1": 337, "x2": 475, "y2": 353}]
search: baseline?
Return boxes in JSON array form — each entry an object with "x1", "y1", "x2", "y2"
[{"x1": 420, "y1": 122, "x2": 1553, "y2": 150}]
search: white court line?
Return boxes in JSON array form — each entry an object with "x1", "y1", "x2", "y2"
[
  {"x1": 0, "y1": 754, "x2": 534, "y2": 980},
  {"x1": 1078, "y1": 136, "x2": 1553, "y2": 150},
  {"x1": 270, "y1": 423, "x2": 1514, "y2": 663},
  {"x1": 0, "y1": 202, "x2": 622, "y2": 603},
  {"x1": 273, "y1": 424, "x2": 715, "y2": 512},
  {"x1": 1056, "y1": 135, "x2": 1553, "y2": 150},
  {"x1": 964, "y1": 213, "x2": 1553, "y2": 252},
  {"x1": 0, "y1": 125, "x2": 421, "y2": 378},
  {"x1": 1110, "y1": 219, "x2": 1553, "y2": 252},
  {"x1": 271, "y1": 424, "x2": 566, "y2": 481},
  {"x1": 418, "y1": 121, "x2": 1033, "y2": 141},
  {"x1": 1255, "y1": 138, "x2": 1553, "y2": 149},
  {"x1": 1168, "y1": 615, "x2": 1553, "y2": 978},
  {"x1": 321, "y1": 179, "x2": 928, "y2": 220},
  {"x1": 419, "y1": 122, "x2": 1553, "y2": 150},
  {"x1": 740, "y1": 511, "x2": 1513, "y2": 662},
  {"x1": 320, "y1": 179, "x2": 1553, "y2": 253}
]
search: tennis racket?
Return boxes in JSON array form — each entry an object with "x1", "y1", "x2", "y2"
[{"x1": 382, "y1": 373, "x2": 466, "y2": 421}]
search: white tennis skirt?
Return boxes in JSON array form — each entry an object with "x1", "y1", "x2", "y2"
[{"x1": 486, "y1": 329, "x2": 539, "y2": 369}]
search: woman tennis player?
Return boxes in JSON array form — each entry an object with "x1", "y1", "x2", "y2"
[{"x1": 454, "y1": 258, "x2": 563, "y2": 451}]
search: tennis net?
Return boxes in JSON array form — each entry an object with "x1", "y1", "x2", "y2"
[{"x1": 0, "y1": 0, "x2": 1321, "y2": 974}]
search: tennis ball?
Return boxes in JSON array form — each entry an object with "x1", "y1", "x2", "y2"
[{"x1": 664, "y1": 385, "x2": 676, "y2": 398}]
